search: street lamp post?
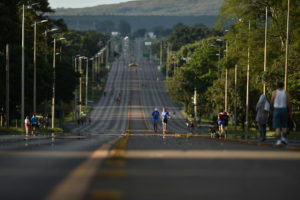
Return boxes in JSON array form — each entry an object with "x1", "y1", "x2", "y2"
[
  {"x1": 21, "y1": 2, "x2": 39, "y2": 127},
  {"x1": 6, "y1": 44, "x2": 9, "y2": 127},
  {"x1": 33, "y1": 20, "x2": 48, "y2": 114},
  {"x1": 85, "y1": 58, "x2": 89, "y2": 109},
  {"x1": 216, "y1": 39, "x2": 223, "y2": 78},
  {"x1": 79, "y1": 57, "x2": 83, "y2": 117},
  {"x1": 21, "y1": 4, "x2": 25, "y2": 128},
  {"x1": 245, "y1": 21, "x2": 251, "y2": 134},
  {"x1": 225, "y1": 41, "x2": 228, "y2": 112},
  {"x1": 44, "y1": 28, "x2": 58, "y2": 63},
  {"x1": 263, "y1": 6, "x2": 268, "y2": 94},
  {"x1": 91, "y1": 57, "x2": 95, "y2": 100},
  {"x1": 285, "y1": 0, "x2": 290, "y2": 90},
  {"x1": 51, "y1": 38, "x2": 66, "y2": 129}
]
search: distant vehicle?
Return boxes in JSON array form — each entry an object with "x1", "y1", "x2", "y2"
[{"x1": 129, "y1": 62, "x2": 139, "y2": 67}]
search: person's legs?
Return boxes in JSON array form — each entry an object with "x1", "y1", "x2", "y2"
[
  {"x1": 259, "y1": 123, "x2": 266, "y2": 141},
  {"x1": 220, "y1": 125, "x2": 223, "y2": 137},
  {"x1": 25, "y1": 126, "x2": 28, "y2": 136}
]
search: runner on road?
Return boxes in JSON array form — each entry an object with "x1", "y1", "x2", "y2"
[
  {"x1": 162, "y1": 107, "x2": 169, "y2": 134},
  {"x1": 270, "y1": 81, "x2": 292, "y2": 145},
  {"x1": 152, "y1": 108, "x2": 160, "y2": 133},
  {"x1": 24, "y1": 116, "x2": 30, "y2": 137},
  {"x1": 218, "y1": 109, "x2": 226, "y2": 138},
  {"x1": 31, "y1": 114, "x2": 37, "y2": 135}
]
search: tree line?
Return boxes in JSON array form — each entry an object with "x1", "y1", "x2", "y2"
[
  {"x1": 153, "y1": 0, "x2": 300, "y2": 130},
  {"x1": 0, "y1": 0, "x2": 110, "y2": 127}
]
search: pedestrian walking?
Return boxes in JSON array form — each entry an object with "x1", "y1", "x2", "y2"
[
  {"x1": 223, "y1": 111, "x2": 229, "y2": 138},
  {"x1": 270, "y1": 81, "x2": 292, "y2": 145},
  {"x1": 255, "y1": 94, "x2": 270, "y2": 142},
  {"x1": 24, "y1": 116, "x2": 30, "y2": 137},
  {"x1": 162, "y1": 107, "x2": 169, "y2": 134},
  {"x1": 152, "y1": 108, "x2": 160, "y2": 133},
  {"x1": 31, "y1": 114, "x2": 37, "y2": 135},
  {"x1": 217, "y1": 109, "x2": 226, "y2": 138}
]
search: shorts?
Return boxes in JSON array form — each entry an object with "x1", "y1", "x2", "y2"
[
  {"x1": 153, "y1": 119, "x2": 158, "y2": 123},
  {"x1": 273, "y1": 108, "x2": 288, "y2": 129},
  {"x1": 163, "y1": 118, "x2": 168, "y2": 124},
  {"x1": 218, "y1": 120, "x2": 225, "y2": 126},
  {"x1": 32, "y1": 124, "x2": 37, "y2": 127}
]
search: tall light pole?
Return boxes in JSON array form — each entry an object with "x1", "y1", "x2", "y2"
[
  {"x1": 86, "y1": 58, "x2": 90, "y2": 109},
  {"x1": 160, "y1": 41, "x2": 163, "y2": 67},
  {"x1": 79, "y1": 57, "x2": 84, "y2": 117},
  {"x1": 216, "y1": 39, "x2": 223, "y2": 78},
  {"x1": 73, "y1": 55, "x2": 80, "y2": 121},
  {"x1": 33, "y1": 20, "x2": 48, "y2": 114},
  {"x1": 51, "y1": 37, "x2": 66, "y2": 129},
  {"x1": 225, "y1": 40, "x2": 228, "y2": 112},
  {"x1": 91, "y1": 57, "x2": 95, "y2": 100},
  {"x1": 6, "y1": 44, "x2": 9, "y2": 127},
  {"x1": 44, "y1": 28, "x2": 58, "y2": 63},
  {"x1": 21, "y1": 3, "x2": 39, "y2": 127},
  {"x1": 245, "y1": 21, "x2": 251, "y2": 133},
  {"x1": 284, "y1": 0, "x2": 290, "y2": 90},
  {"x1": 21, "y1": 4, "x2": 25, "y2": 128},
  {"x1": 263, "y1": 6, "x2": 268, "y2": 94}
]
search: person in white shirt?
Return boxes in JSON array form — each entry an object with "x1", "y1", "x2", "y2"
[{"x1": 270, "y1": 81, "x2": 292, "y2": 145}]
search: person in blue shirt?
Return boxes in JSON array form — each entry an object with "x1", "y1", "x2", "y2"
[
  {"x1": 31, "y1": 114, "x2": 37, "y2": 135},
  {"x1": 152, "y1": 108, "x2": 160, "y2": 133},
  {"x1": 161, "y1": 107, "x2": 169, "y2": 134}
]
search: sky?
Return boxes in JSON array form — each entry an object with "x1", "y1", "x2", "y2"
[{"x1": 48, "y1": 0, "x2": 138, "y2": 8}]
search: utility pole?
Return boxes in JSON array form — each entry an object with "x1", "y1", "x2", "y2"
[
  {"x1": 85, "y1": 58, "x2": 89, "y2": 109},
  {"x1": 6, "y1": 44, "x2": 9, "y2": 127},
  {"x1": 245, "y1": 21, "x2": 251, "y2": 134},
  {"x1": 51, "y1": 38, "x2": 56, "y2": 129},
  {"x1": 218, "y1": 45, "x2": 221, "y2": 77},
  {"x1": 263, "y1": 6, "x2": 268, "y2": 94},
  {"x1": 106, "y1": 45, "x2": 109, "y2": 66},
  {"x1": 285, "y1": 0, "x2": 290, "y2": 90},
  {"x1": 79, "y1": 57, "x2": 82, "y2": 117},
  {"x1": 194, "y1": 88, "x2": 197, "y2": 123},
  {"x1": 51, "y1": 38, "x2": 65, "y2": 128},
  {"x1": 21, "y1": 4, "x2": 25, "y2": 128},
  {"x1": 33, "y1": 21, "x2": 37, "y2": 114},
  {"x1": 225, "y1": 41, "x2": 228, "y2": 112},
  {"x1": 160, "y1": 41, "x2": 163, "y2": 67},
  {"x1": 91, "y1": 57, "x2": 95, "y2": 100},
  {"x1": 166, "y1": 44, "x2": 170, "y2": 79},
  {"x1": 74, "y1": 57, "x2": 78, "y2": 121},
  {"x1": 234, "y1": 64, "x2": 237, "y2": 130}
]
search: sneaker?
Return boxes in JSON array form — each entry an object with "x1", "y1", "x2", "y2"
[
  {"x1": 281, "y1": 137, "x2": 288, "y2": 145},
  {"x1": 275, "y1": 140, "x2": 282, "y2": 145}
]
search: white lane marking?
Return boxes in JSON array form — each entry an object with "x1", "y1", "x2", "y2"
[
  {"x1": 44, "y1": 136, "x2": 121, "y2": 200},
  {"x1": 124, "y1": 150, "x2": 300, "y2": 160}
]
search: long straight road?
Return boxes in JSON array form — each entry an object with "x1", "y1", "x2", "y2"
[{"x1": 0, "y1": 58, "x2": 300, "y2": 200}]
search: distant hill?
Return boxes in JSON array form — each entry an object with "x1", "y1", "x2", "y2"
[
  {"x1": 51, "y1": 15, "x2": 218, "y2": 32},
  {"x1": 53, "y1": 0, "x2": 223, "y2": 16}
]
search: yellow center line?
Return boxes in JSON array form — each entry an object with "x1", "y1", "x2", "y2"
[{"x1": 44, "y1": 136, "x2": 121, "y2": 200}]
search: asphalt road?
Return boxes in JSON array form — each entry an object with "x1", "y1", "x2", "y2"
[
  {"x1": 1, "y1": 57, "x2": 300, "y2": 200},
  {"x1": 84, "y1": 59, "x2": 300, "y2": 200}
]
